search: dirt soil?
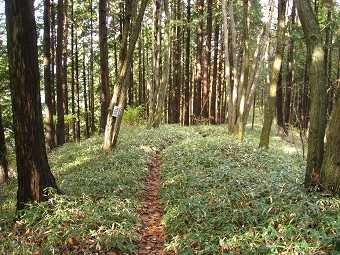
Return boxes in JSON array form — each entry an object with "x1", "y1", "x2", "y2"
[{"x1": 136, "y1": 151, "x2": 173, "y2": 255}]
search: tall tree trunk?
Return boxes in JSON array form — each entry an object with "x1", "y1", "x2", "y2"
[
  {"x1": 210, "y1": 20, "x2": 220, "y2": 125},
  {"x1": 324, "y1": 0, "x2": 333, "y2": 116},
  {"x1": 75, "y1": 32, "x2": 81, "y2": 141},
  {"x1": 62, "y1": 0, "x2": 68, "y2": 142},
  {"x1": 221, "y1": 0, "x2": 231, "y2": 126},
  {"x1": 51, "y1": 0, "x2": 56, "y2": 115},
  {"x1": 284, "y1": 1, "x2": 296, "y2": 130},
  {"x1": 276, "y1": 66, "x2": 285, "y2": 136},
  {"x1": 184, "y1": 0, "x2": 191, "y2": 126},
  {"x1": 5, "y1": 0, "x2": 60, "y2": 210},
  {"x1": 296, "y1": 0, "x2": 327, "y2": 189},
  {"x1": 83, "y1": 43, "x2": 90, "y2": 138},
  {"x1": 103, "y1": 0, "x2": 149, "y2": 150},
  {"x1": 193, "y1": 0, "x2": 204, "y2": 122},
  {"x1": 243, "y1": 0, "x2": 274, "y2": 127},
  {"x1": 99, "y1": 0, "x2": 110, "y2": 133},
  {"x1": 44, "y1": 0, "x2": 56, "y2": 151},
  {"x1": 149, "y1": 0, "x2": 171, "y2": 128},
  {"x1": 89, "y1": 0, "x2": 95, "y2": 135},
  {"x1": 259, "y1": 0, "x2": 287, "y2": 148},
  {"x1": 172, "y1": 0, "x2": 181, "y2": 123},
  {"x1": 202, "y1": 0, "x2": 212, "y2": 120},
  {"x1": 70, "y1": 0, "x2": 76, "y2": 141},
  {"x1": 237, "y1": 0, "x2": 251, "y2": 140},
  {"x1": 320, "y1": 84, "x2": 339, "y2": 193},
  {"x1": 0, "y1": 106, "x2": 8, "y2": 183},
  {"x1": 228, "y1": 0, "x2": 239, "y2": 133},
  {"x1": 147, "y1": 0, "x2": 161, "y2": 128},
  {"x1": 56, "y1": 0, "x2": 65, "y2": 146}
]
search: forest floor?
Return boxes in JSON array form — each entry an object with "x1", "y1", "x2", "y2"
[{"x1": 0, "y1": 124, "x2": 339, "y2": 254}]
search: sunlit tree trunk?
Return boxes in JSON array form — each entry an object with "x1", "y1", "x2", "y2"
[
  {"x1": 221, "y1": 0, "x2": 231, "y2": 126},
  {"x1": 148, "y1": 0, "x2": 171, "y2": 128},
  {"x1": 210, "y1": 20, "x2": 220, "y2": 125},
  {"x1": 70, "y1": 0, "x2": 76, "y2": 141},
  {"x1": 237, "y1": 0, "x2": 251, "y2": 140},
  {"x1": 5, "y1": 0, "x2": 60, "y2": 210},
  {"x1": 296, "y1": 0, "x2": 327, "y2": 189},
  {"x1": 44, "y1": 0, "x2": 56, "y2": 151},
  {"x1": 243, "y1": 0, "x2": 274, "y2": 127},
  {"x1": 83, "y1": 42, "x2": 90, "y2": 138},
  {"x1": 320, "y1": 84, "x2": 339, "y2": 193},
  {"x1": 103, "y1": 0, "x2": 149, "y2": 150},
  {"x1": 259, "y1": 0, "x2": 287, "y2": 148},
  {"x1": 0, "y1": 106, "x2": 8, "y2": 183}
]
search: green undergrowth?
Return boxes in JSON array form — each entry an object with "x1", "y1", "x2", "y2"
[
  {"x1": 0, "y1": 125, "x2": 190, "y2": 254},
  {"x1": 0, "y1": 124, "x2": 338, "y2": 254},
  {"x1": 160, "y1": 125, "x2": 339, "y2": 254}
]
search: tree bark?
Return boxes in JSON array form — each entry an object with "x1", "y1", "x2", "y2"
[
  {"x1": 56, "y1": 0, "x2": 65, "y2": 146},
  {"x1": 320, "y1": 84, "x2": 339, "y2": 194},
  {"x1": 284, "y1": 1, "x2": 296, "y2": 130},
  {"x1": 259, "y1": 0, "x2": 287, "y2": 148},
  {"x1": 103, "y1": 0, "x2": 149, "y2": 150},
  {"x1": 43, "y1": 0, "x2": 56, "y2": 151},
  {"x1": 202, "y1": 0, "x2": 212, "y2": 120},
  {"x1": 296, "y1": 0, "x2": 327, "y2": 189},
  {"x1": 193, "y1": 0, "x2": 204, "y2": 122},
  {"x1": 99, "y1": 0, "x2": 110, "y2": 133},
  {"x1": 62, "y1": 0, "x2": 68, "y2": 142},
  {"x1": 184, "y1": 0, "x2": 191, "y2": 126},
  {"x1": 210, "y1": 20, "x2": 220, "y2": 125},
  {"x1": 0, "y1": 106, "x2": 8, "y2": 184},
  {"x1": 5, "y1": 0, "x2": 60, "y2": 210},
  {"x1": 237, "y1": 0, "x2": 252, "y2": 140}
]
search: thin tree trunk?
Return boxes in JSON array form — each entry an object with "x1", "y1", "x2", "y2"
[
  {"x1": 284, "y1": 1, "x2": 296, "y2": 130},
  {"x1": 89, "y1": 0, "x2": 95, "y2": 135},
  {"x1": 44, "y1": 0, "x2": 56, "y2": 151},
  {"x1": 202, "y1": 0, "x2": 212, "y2": 120},
  {"x1": 184, "y1": 0, "x2": 191, "y2": 126},
  {"x1": 0, "y1": 106, "x2": 8, "y2": 183},
  {"x1": 296, "y1": 0, "x2": 327, "y2": 189},
  {"x1": 99, "y1": 0, "x2": 110, "y2": 133},
  {"x1": 71, "y1": 0, "x2": 75, "y2": 141},
  {"x1": 62, "y1": 0, "x2": 69, "y2": 142},
  {"x1": 259, "y1": 0, "x2": 287, "y2": 148},
  {"x1": 172, "y1": 0, "x2": 181, "y2": 124},
  {"x1": 210, "y1": 20, "x2": 219, "y2": 125},
  {"x1": 221, "y1": 0, "x2": 231, "y2": 126},
  {"x1": 83, "y1": 42, "x2": 90, "y2": 138},
  {"x1": 276, "y1": 66, "x2": 285, "y2": 136},
  {"x1": 75, "y1": 32, "x2": 81, "y2": 141},
  {"x1": 193, "y1": 0, "x2": 204, "y2": 122},
  {"x1": 56, "y1": 0, "x2": 65, "y2": 146},
  {"x1": 237, "y1": 0, "x2": 251, "y2": 140}
]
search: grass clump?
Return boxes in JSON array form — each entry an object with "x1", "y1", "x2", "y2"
[{"x1": 160, "y1": 125, "x2": 339, "y2": 254}]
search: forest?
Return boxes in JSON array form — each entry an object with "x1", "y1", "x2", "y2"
[{"x1": 0, "y1": 0, "x2": 339, "y2": 254}]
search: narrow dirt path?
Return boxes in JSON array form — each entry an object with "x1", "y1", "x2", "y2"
[{"x1": 136, "y1": 151, "x2": 170, "y2": 255}]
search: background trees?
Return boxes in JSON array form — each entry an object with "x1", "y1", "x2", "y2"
[{"x1": 0, "y1": 0, "x2": 339, "y2": 195}]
